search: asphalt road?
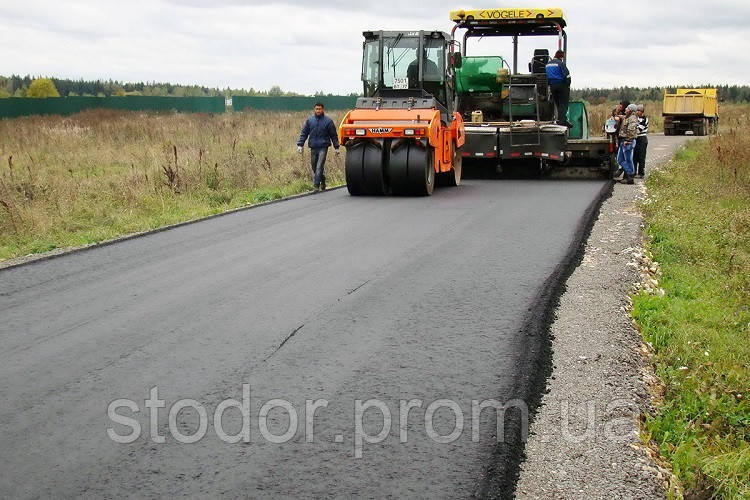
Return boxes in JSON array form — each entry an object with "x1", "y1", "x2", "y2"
[{"x1": 0, "y1": 136, "x2": 682, "y2": 498}]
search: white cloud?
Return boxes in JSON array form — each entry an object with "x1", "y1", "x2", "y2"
[{"x1": 1, "y1": 0, "x2": 748, "y2": 93}]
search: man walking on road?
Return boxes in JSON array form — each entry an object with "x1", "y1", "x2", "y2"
[
  {"x1": 634, "y1": 104, "x2": 649, "y2": 178},
  {"x1": 297, "y1": 102, "x2": 340, "y2": 191},
  {"x1": 545, "y1": 50, "x2": 572, "y2": 127},
  {"x1": 616, "y1": 104, "x2": 638, "y2": 184}
]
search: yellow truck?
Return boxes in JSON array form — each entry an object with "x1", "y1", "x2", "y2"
[{"x1": 663, "y1": 88, "x2": 718, "y2": 136}]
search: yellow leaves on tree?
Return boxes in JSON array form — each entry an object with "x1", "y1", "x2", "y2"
[{"x1": 26, "y1": 78, "x2": 60, "y2": 98}]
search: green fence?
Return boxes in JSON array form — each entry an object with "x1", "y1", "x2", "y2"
[
  {"x1": 0, "y1": 95, "x2": 360, "y2": 119},
  {"x1": 0, "y1": 96, "x2": 226, "y2": 119},
  {"x1": 232, "y1": 96, "x2": 357, "y2": 112}
]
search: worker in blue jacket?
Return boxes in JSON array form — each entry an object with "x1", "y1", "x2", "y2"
[
  {"x1": 297, "y1": 102, "x2": 340, "y2": 191},
  {"x1": 545, "y1": 50, "x2": 572, "y2": 127}
]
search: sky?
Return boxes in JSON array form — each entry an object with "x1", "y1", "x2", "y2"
[{"x1": 1, "y1": 0, "x2": 748, "y2": 94}]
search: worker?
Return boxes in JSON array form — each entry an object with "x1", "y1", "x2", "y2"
[
  {"x1": 545, "y1": 50, "x2": 572, "y2": 127},
  {"x1": 407, "y1": 50, "x2": 441, "y2": 87},
  {"x1": 634, "y1": 104, "x2": 649, "y2": 178},
  {"x1": 616, "y1": 104, "x2": 639, "y2": 184},
  {"x1": 613, "y1": 100, "x2": 630, "y2": 147},
  {"x1": 297, "y1": 102, "x2": 340, "y2": 192}
]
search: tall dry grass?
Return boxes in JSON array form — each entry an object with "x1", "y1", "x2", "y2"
[{"x1": 0, "y1": 109, "x2": 346, "y2": 260}]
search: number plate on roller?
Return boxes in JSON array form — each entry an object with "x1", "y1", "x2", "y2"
[{"x1": 392, "y1": 78, "x2": 409, "y2": 90}]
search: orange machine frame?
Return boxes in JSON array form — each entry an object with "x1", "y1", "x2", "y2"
[{"x1": 339, "y1": 108, "x2": 465, "y2": 174}]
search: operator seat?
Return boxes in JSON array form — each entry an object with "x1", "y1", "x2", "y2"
[
  {"x1": 529, "y1": 49, "x2": 553, "y2": 116},
  {"x1": 529, "y1": 49, "x2": 550, "y2": 74}
]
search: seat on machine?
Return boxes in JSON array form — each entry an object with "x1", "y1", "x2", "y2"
[{"x1": 529, "y1": 49, "x2": 550, "y2": 74}]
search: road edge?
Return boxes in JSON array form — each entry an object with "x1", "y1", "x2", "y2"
[
  {"x1": 0, "y1": 185, "x2": 346, "y2": 272},
  {"x1": 512, "y1": 137, "x2": 690, "y2": 498},
  {"x1": 477, "y1": 179, "x2": 615, "y2": 499}
]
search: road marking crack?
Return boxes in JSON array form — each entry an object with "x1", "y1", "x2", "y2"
[
  {"x1": 266, "y1": 323, "x2": 306, "y2": 360},
  {"x1": 343, "y1": 280, "x2": 369, "y2": 299},
  {"x1": 263, "y1": 280, "x2": 370, "y2": 362}
]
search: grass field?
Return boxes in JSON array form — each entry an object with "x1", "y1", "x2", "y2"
[
  {"x1": 0, "y1": 109, "x2": 346, "y2": 261},
  {"x1": 3, "y1": 103, "x2": 748, "y2": 262},
  {"x1": 632, "y1": 120, "x2": 749, "y2": 497}
]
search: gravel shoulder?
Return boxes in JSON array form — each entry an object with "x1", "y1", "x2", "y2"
[{"x1": 515, "y1": 134, "x2": 691, "y2": 499}]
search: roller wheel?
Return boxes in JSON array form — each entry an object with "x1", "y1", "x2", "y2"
[
  {"x1": 407, "y1": 144, "x2": 435, "y2": 196},
  {"x1": 388, "y1": 142, "x2": 410, "y2": 195},
  {"x1": 389, "y1": 141, "x2": 434, "y2": 196},
  {"x1": 345, "y1": 146, "x2": 365, "y2": 195},
  {"x1": 440, "y1": 145, "x2": 462, "y2": 187},
  {"x1": 345, "y1": 142, "x2": 386, "y2": 196},
  {"x1": 363, "y1": 143, "x2": 387, "y2": 194}
]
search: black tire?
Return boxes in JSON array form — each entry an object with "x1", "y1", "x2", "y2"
[
  {"x1": 389, "y1": 142, "x2": 410, "y2": 195},
  {"x1": 362, "y1": 142, "x2": 387, "y2": 195},
  {"x1": 438, "y1": 145, "x2": 462, "y2": 187},
  {"x1": 698, "y1": 119, "x2": 707, "y2": 136},
  {"x1": 389, "y1": 141, "x2": 434, "y2": 196},
  {"x1": 345, "y1": 142, "x2": 386, "y2": 196},
  {"x1": 693, "y1": 118, "x2": 708, "y2": 135},
  {"x1": 406, "y1": 143, "x2": 435, "y2": 196},
  {"x1": 345, "y1": 144, "x2": 366, "y2": 195}
]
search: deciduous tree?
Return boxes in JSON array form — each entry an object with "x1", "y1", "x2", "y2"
[{"x1": 26, "y1": 78, "x2": 60, "y2": 98}]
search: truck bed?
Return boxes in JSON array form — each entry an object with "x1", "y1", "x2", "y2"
[{"x1": 663, "y1": 93, "x2": 717, "y2": 117}]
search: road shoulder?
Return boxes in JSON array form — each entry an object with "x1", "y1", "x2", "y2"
[{"x1": 515, "y1": 135, "x2": 685, "y2": 499}]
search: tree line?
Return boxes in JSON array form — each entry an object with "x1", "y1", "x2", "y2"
[
  {"x1": 2, "y1": 74, "x2": 748, "y2": 102},
  {"x1": 571, "y1": 85, "x2": 750, "y2": 103},
  {"x1": 0, "y1": 75, "x2": 320, "y2": 98}
]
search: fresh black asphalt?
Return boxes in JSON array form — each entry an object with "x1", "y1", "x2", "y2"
[{"x1": 1, "y1": 178, "x2": 610, "y2": 498}]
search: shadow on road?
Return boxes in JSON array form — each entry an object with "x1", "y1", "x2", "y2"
[{"x1": 462, "y1": 160, "x2": 611, "y2": 181}]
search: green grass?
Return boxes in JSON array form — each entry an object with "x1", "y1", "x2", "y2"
[
  {"x1": 0, "y1": 110, "x2": 345, "y2": 261},
  {"x1": 632, "y1": 131, "x2": 749, "y2": 498}
]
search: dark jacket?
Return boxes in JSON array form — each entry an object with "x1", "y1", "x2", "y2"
[
  {"x1": 545, "y1": 58, "x2": 571, "y2": 86},
  {"x1": 297, "y1": 113, "x2": 340, "y2": 149}
]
